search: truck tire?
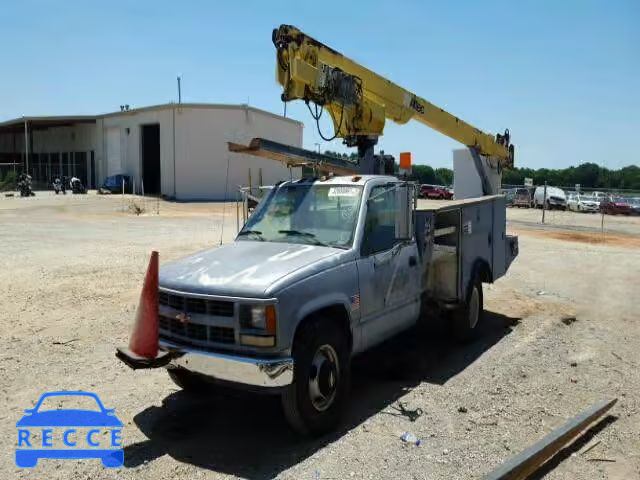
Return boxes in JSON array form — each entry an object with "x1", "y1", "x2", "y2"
[
  {"x1": 281, "y1": 318, "x2": 350, "y2": 436},
  {"x1": 167, "y1": 367, "x2": 214, "y2": 393},
  {"x1": 451, "y1": 274, "x2": 483, "y2": 343}
]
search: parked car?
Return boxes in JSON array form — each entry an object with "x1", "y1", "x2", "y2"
[
  {"x1": 600, "y1": 196, "x2": 633, "y2": 215},
  {"x1": 99, "y1": 174, "x2": 132, "y2": 194},
  {"x1": 419, "y1": 184, "x2": 453, "y2": 200},
  {"x1": 513, "y1": 188, "x2": 533, "y2": 208},
  {"x1": 567, "y1": 193, "x2": 600, "y2": 213},
  {"x1": 630, "y1": 198, "x2": 640, "y2": 216},
  {"x1": 533, "y1": 186, "x2": 567, "y2": 210},
  {"x1": 501, "y1": 188, "x2": 516, "y2": 206}
]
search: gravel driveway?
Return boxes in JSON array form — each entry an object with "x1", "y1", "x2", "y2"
[{"x1": 1, "y1": 193, "x2": 638, "y2": 479}]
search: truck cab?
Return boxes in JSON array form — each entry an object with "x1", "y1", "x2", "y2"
[{"x1": 137, "y1": 175, "x2": 517, "y2": 435}]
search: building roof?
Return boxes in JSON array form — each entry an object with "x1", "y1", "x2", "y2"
[
  {"x1": 0, "y1": 115, "x2": 97, "y2": 132},
  {"x1": 101, "y1": 103, "x2": 303, "y2": 127},
  {"x1": 0, "y1": 103, "x2": 303, "y2": 133}
]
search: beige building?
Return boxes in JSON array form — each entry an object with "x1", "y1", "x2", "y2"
[{"x1": 0, "y1": 103, "x2": 303, "y2": 200}]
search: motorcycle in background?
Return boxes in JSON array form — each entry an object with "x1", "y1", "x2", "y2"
[
  {"x1": 17, "y1": 173, "x2": 35, "y2": 197},
  {"x1": 70, "y1": 176, "x2": 87, "y2": 194},
  {"x1": 53, "y1": 177, "x2": 66, "y2": 194}
]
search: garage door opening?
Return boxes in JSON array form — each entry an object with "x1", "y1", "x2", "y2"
[{"x1": 141, "y1": 124, "x2": 161, "y2": 195}]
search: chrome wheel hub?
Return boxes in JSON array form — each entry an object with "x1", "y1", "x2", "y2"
[{"x1": 308, "y1": 344, "x2": 339, "y2": 412}]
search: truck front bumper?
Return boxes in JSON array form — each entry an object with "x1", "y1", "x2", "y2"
[
  {"x1": 117, "y1": 342, "x2": 294, "y2": 388},
  {"x1": 163, "y1": 340, "x2": 294, "y2": 388}
]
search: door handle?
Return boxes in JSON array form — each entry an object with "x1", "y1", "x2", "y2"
[{"x1": 408, "y1": 256, "x2": 417, "y2": 267}]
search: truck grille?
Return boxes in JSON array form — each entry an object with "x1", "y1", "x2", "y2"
[
  {"x1": 159, "y1": 316, "x2": 235, "y2": 344},
  {"x1": 159, "y1": 291, "x2": 234, "y2": 317}
]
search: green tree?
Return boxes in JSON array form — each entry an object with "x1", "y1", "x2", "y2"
[
  {"x1": 0, "y1": 170, "x2": 17, "y2": 191},
  {"x1": 410, "y1": 165, "x2": 436, "y2": 184},
  {"x1": 434, "y1": 168, "x2": 453, "y2": 186},
  {"x1": 501, "y1": 163, "x2": 639, "y2": 191}
]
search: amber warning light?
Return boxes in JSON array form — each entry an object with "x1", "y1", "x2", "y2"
[{"x1": 399, "y1": 152, "x2": 412, "y2": 174}]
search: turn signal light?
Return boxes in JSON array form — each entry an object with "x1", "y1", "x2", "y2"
[{"x1": 265, "y1": 305, "x2": 277, "y2": 335}]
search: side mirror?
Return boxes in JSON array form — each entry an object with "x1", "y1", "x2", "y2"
[{"x1": 395, "y1": 183, "x2": 413, "y2": 240}]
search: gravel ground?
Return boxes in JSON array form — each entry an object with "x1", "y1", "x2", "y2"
[{"x1": 1, "y1": 192, "x2": 638, "y2": 480}]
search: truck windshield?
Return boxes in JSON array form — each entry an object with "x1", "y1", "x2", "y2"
[{"x1": 238, "y1": 184, "x2": 364, "y2": 248}]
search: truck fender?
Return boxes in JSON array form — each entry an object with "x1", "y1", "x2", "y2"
[
  {"x1": 469, "y1": 259, "x2": 493, "y2": 294},
  {"x1": 292, "y1": 294, "x2": 355, "y2": 351}
]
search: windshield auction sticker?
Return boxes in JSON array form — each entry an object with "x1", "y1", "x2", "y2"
[{"x1": 328, "y1": 186, "x2": 360, "y2": 197}]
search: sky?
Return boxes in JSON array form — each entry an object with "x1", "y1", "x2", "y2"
[{"x1": 1, "y1": 0, "x2": 638, "y2": 170}]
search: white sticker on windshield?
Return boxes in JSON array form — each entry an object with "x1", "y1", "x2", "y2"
[{"x1": 328, "y1": 186, "x2": 359, "y2": 197}]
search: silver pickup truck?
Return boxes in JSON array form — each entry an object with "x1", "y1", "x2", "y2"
[{"x1": 135, "y1": 175, "x2": 518, "y2": 435}]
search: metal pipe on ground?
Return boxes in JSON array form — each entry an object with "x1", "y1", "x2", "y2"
[{"x1": 482, "y1": 398, "x2": 617, "y2": 480}]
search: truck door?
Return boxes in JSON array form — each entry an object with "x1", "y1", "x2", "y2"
[{"x1": 357, "y1": 184, "x2": 421, "y2": 350}]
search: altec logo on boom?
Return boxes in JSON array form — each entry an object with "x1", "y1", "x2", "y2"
[{"x1": 15, "y1": 391, "x2": 124, "y2": 468}]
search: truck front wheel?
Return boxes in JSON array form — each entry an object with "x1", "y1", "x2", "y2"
[
  {"x1": 451, "y1": 275, "x2": 483, "y2": 342},
  {"x1": 281, "y1": 318, "x2": 350, "y2": 436}
]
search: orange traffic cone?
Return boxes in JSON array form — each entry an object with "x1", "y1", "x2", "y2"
[{"x1": 128, "y1": 251, "x2": 159, "y2": 358}]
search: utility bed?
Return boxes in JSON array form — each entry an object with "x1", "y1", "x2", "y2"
[
  {"x1": 417, "y1": 194, "x2": 506, "y2": 211},
  {"x1": 415, "y1": 195, "x2": 518, "y2": 305}
]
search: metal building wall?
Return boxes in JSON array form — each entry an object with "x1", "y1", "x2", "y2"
[
  {"x1": 100, "y1": 104, "x2": 302, "y2": 200},
  {"x1": 173, "y1": 105, "x2": 303, "y2": 200}
]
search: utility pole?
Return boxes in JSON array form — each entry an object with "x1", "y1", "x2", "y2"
[
  {"x1": 24, "y1": 118, "x2": 29, "y2": 174},
  {"x1": 541, "y1": 181, "x2": 547, "y2": 224},
  {"x1": 177, "y1": 76, "x2": 182, "y2": 104}
]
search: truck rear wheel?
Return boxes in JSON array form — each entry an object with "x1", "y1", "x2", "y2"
[
  {"x1": 451, "y1": 275, "x2": 483, "y2": 342},
  {"x1": 281, "y1": 318, "x2": 350, "y2": 436}
]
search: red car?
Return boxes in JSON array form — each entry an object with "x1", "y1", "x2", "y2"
[
  {"x1": 600, "y1": 196, "x2": 632, "y2": 215},
  {"x1": 419, "y1": 184, "x2": 453, "y2": 200}
]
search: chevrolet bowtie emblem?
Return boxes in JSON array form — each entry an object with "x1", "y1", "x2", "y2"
[{"x1": 175, "y1": 312, "x2": 191, "y2": 324}]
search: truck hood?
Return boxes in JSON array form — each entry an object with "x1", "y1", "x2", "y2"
[{"x1": 159, "y1": 241, "x2": 346, "y2": 297}]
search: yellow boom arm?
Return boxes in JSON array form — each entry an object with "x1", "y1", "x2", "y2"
[{"x1": 273, "y1": 24, "x2": 514, "y2": 168}]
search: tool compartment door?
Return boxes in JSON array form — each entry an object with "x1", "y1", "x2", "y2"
[
  {"x1": 491, "y1": 196, "x2": 507, "y2": 279},
  {"x1": 460, "y1": 200, "x2": 494, "y2": 295}
]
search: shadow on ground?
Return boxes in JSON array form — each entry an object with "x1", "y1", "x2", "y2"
[{"x1": 123, "y1": 310, "x2": 519, "y2": 479}]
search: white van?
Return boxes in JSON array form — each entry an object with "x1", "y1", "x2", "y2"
[{"x1": 533, "y1": 186, "x2": 567, "y2": 210}]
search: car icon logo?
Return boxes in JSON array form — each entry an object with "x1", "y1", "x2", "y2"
[{"x1": 16, "y1": 391, "x2": 124, "y2": 468}]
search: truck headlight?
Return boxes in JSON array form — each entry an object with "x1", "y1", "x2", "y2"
[{"x1": 240, "y1": 304, "x2": 277, "y2": 346}]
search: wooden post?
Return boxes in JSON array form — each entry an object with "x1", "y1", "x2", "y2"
[
  {"x1": 141, "y1": 177, "x2": 146, "y2": 213},
  {"x1": 236, "y1": 189, "x2": 240, "y2": 233}
]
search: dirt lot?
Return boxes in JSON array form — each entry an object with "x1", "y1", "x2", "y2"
[{"x1": 1, "y1": 192, "x2": 639, "y2": 480}]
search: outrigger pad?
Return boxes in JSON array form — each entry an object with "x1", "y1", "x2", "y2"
[{"x1": 116, "y1": 347, "x2": 176, "y2": 370}]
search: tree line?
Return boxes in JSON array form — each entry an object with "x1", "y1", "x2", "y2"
[
  {"x1": 411, "y1": 161, "x2": 640, "y2": 190},
  {"x1": 502, "y1": 163, "x2": 640, "y2": 190},
  {"x1": 323, "y1": 150, "x2": 454, "y2": 186},
  {"x1": 323, "y1": 151, "x2": 639, "y2": 190}
]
